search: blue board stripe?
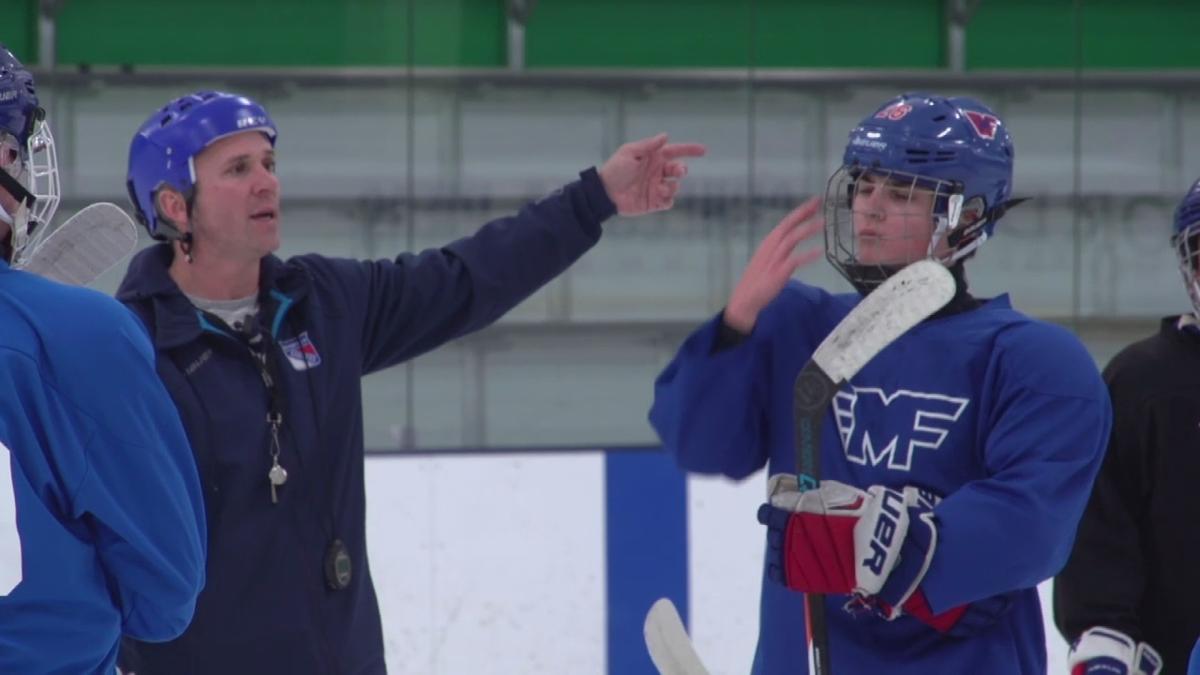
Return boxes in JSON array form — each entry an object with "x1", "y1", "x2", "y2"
[{"x1": 605, "y1": 447, "x2": 689, "y2": 675}]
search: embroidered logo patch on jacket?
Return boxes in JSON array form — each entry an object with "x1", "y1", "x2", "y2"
[{"x1": 279, "y1": 332, "x2": 322, "y2": 371}]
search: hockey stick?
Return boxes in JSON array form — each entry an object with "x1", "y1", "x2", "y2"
[
  {"x1": 13, "y1": 202, "x2": 138, "y2": 286},
  {"x1": 644, "y1": 597, "x2": 710, "y2": 675},
  {"x1": 793, "y1": 259, "x2": 955, "y2": 674}
]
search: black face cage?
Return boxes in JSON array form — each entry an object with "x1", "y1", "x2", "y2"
[{"x1": 822, "y1": 166, "x2": 963, "y2": 292}]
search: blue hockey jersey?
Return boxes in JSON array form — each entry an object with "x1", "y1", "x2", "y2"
[
  {"x1": 650, "y1": 281, "x2": 1111, "y2": 675},
  {"x1": 0, "y1": 262, "x2": 205, "y2": 673}
]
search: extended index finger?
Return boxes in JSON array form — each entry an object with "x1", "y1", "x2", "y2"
[
  {"x1": 624, "y1": 133, "x2": 669, "y2": 155},
  {"x1": 662, "y1": 142, "x2": 708, "y2": 160}
]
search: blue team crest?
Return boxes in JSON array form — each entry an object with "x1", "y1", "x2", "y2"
[
  {"x1": 279, "y1": 332, "x2": 322, "y2": 371},
  {"x1": 833, "y1": 387, "x2": 969, "y2": 472}
]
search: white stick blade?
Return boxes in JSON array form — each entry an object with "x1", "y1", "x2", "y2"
[
  {"x1": 15, "y1": 202, "x2": 138, "y2": 286},
  {"x1": 812, "y1": 259, "x2": 956, "y2": 383},
  {"x1": 645, "y1": 598, "x2": 711, "y2": 675}
]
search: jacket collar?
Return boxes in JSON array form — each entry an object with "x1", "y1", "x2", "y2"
[{"x1": 116, "y1": 245, "x2": 311, "y2": 349}]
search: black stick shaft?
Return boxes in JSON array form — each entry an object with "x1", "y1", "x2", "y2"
[{"x1": 793, "y1": 359, "x2": 838, "y2": 675}]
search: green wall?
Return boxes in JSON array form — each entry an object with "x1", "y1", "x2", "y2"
[
  {"x1": 969, "y1": 0, "x2": 1200, "y2": 69},
  {"x1": 4, "y1": 0, "x2": 507, "y2": 67},
  {"x1": 0, "y1": 0, "x2": 36, "y2": 63},
  {"x1": 524, "y1": 0, "x2": 945, "y2": 68},
  {"x1": 2, "y1": 0, "x2": 1198, "y2": 70}
]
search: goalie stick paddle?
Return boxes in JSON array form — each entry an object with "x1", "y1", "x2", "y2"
[
  {"x1": 13, "y1": 202, "x2": 138, "y2": 286},
  {"x1": 792, "y1": 259, "x2": 956, "y2": 675},
  {"x1": 644, "y1": 597, "x2": 711, "y2": 675}
]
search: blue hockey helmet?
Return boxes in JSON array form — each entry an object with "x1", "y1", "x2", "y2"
[
  {"x1": 1172, "y1": 177, "x2": 1200, "y2": 316},
  {"x1": 126, "y1": 91, "x2": 277, "y2": 241},
  {"x1": 0, "y1": 45, "x2": 39, "y2": 149},
  {"x1": 0, "y1": 43, "x2": 61, "y2": 264},
  {"x1": 824, "y1": 93, "x2": 1015, "y2": 289}
]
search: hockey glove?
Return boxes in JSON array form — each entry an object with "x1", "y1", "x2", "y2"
[
  {"x1": 1068, "y1": 626, "x2": 1162, "y2": 675},
  {"x1": 757, "y1": 475, "x2": 965, "y2": 633}
]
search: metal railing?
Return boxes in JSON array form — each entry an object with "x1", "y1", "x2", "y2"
[{"x1": 27, "y1": 65, "x2": 1200, "y2": 92}]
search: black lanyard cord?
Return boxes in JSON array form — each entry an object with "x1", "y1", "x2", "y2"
[
  {"x1": 239, "y1": 318, "x2": 290, "y2": 504},
  {"x1": 236, "y1": 311, "x2": 354, "y2": 590}
]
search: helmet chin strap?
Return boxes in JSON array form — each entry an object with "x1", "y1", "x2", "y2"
[
  {"x1": 0, "y1": 168, "x2": 36, "y2": 263},
  {"x1": 0, "y1": 152, "x2": 35, "y2": 206}
]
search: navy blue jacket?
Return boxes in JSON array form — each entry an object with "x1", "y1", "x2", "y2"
[{"x1": 116, "y1": 169, "x2": 613, "y2": 674}]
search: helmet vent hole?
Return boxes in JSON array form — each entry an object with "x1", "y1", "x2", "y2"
[{"x1": 905, "y1": 149, "x2": 930, "y2": 165}]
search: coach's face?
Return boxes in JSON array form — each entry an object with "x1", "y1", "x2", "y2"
[{"x1": 160, "y1": 131, "x2": 281, "y2": 266}]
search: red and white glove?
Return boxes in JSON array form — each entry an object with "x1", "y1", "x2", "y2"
[
  {"x1": 1068, "y1": 627, "x2": 1162, "y2": 675},
  {"x1": 757, "y1": 475, "x2": 965, "y2": 632}
]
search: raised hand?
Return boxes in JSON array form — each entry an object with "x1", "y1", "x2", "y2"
[
  {"x1": 724, "y1": 196, "x2": 825, "y2": 333},
  {"x1": 597, "y1": 133, "x2": 706, "y2": 216}
]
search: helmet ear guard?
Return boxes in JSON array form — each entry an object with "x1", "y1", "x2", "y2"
[
  {"x1": 126, "y1": 178, "x2": 193, "y2": 243},
  {"x1": 938, "y1": 194, "x2": 977, "y2": 255},
  {"x1": 124, "y1": 179, "x2": 145, "y2": 229},
  {"x1": 941, "y1": 196, "x2": 1030, "y2": 259}
]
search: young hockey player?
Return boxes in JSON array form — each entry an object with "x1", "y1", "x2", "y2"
[
  {"x1": 651, "y1": 92, "x2": 1110, "y2": 674},
  {"x1": 0, "y1": 44, "x2": 205, "y2": 674},
  {"x1": 1053, "y1": 177, "x2": 1200, "y2": 675}
]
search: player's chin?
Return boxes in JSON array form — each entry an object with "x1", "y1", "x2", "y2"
[
  {"x1": 251, "y1": 227, "x2": 281, "y2": 255},
  {"x1": 854, "y1": 245, "x2": 923, "y2": 267},
  {"x1": 854, "y1": 249, "x2": 900, "y2": 267}
]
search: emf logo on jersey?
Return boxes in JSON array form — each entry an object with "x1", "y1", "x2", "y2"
[
  {"x1": 834, "y1": 387, "x2": 969, "y2": 471},
  {"x1": 279, "y1": 332, "x2": 322, "y2": 371}
]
